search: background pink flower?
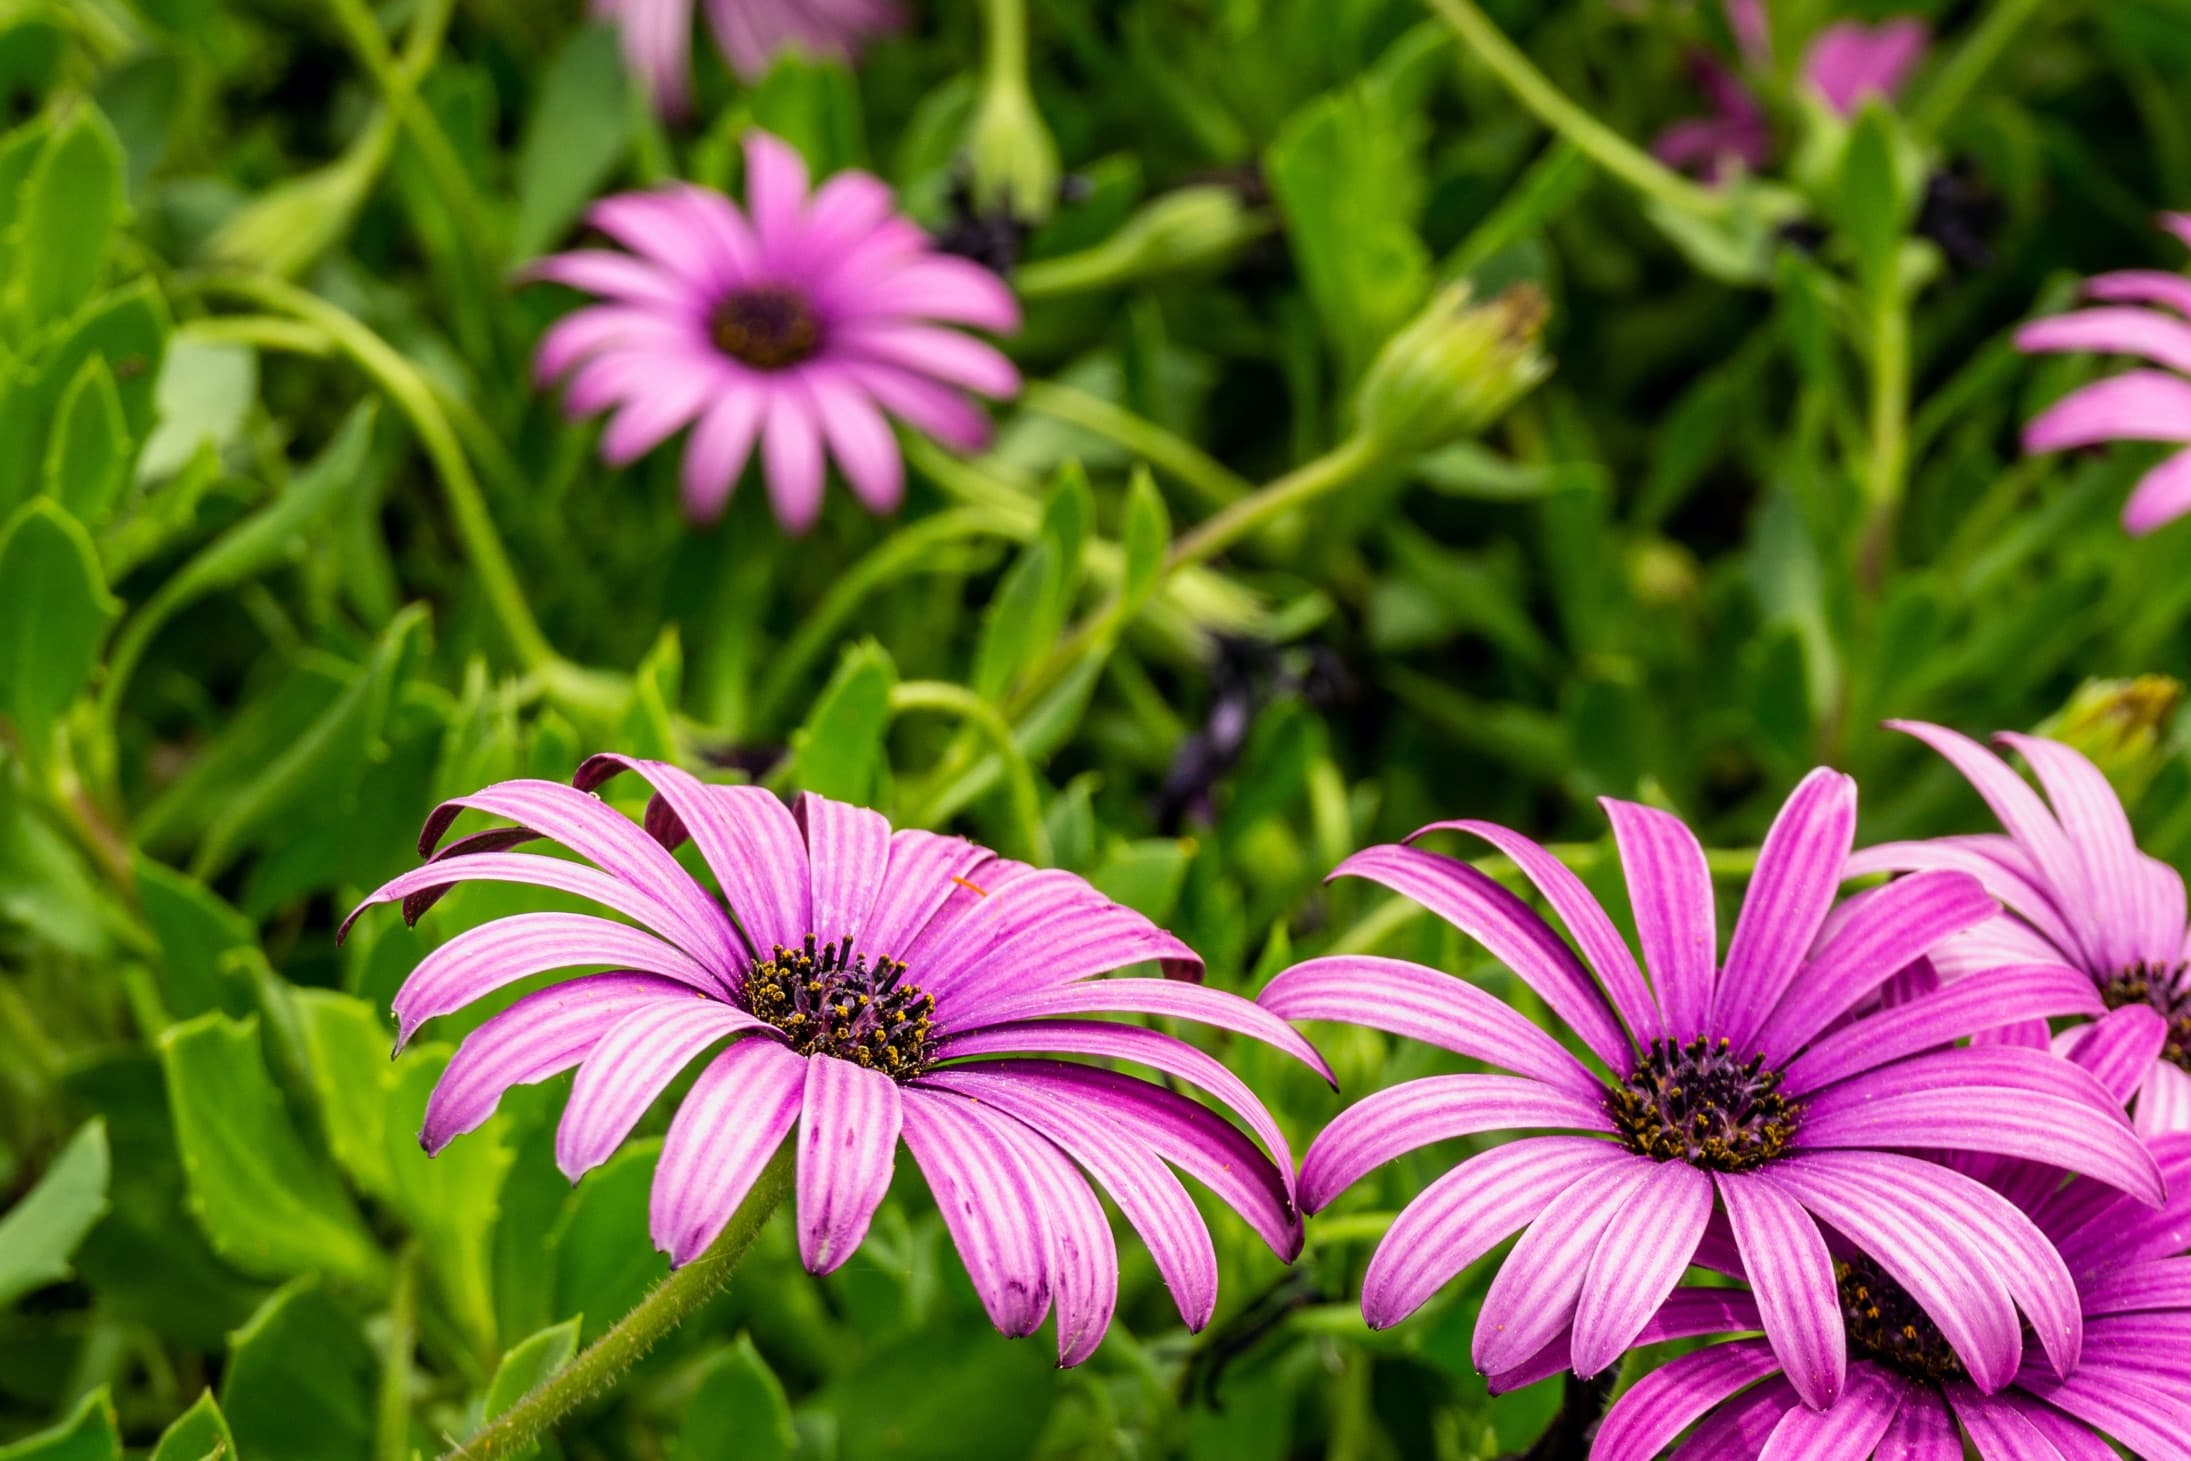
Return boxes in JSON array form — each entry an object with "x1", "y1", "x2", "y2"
[{"x1": 594, "y1": 0, "x2": 904, "y2": 115}]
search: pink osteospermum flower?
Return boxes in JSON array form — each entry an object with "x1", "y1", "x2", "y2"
[
  {"x1": 1580, "y1": 1033, "x2": 2191, "y2": 1460},
  {"x1": 340, "y1": 756, "x2": 1326, "y2": 1365},
  {"x1": 527, "y1": 130, "x2": 1020, "y2": 532},
  {"x1": 2015, "y1": 214, "x2": 2191, "y2": 535},
  {"x1": 1259, "y1": 769, "x2": 2163, "y2": 1407},
  {"x1": 1801, "y1": 18, "x2": 1930, "y2": 116},
  {"x1": 1851, "y1": 720, "x2": 2191, "y2": 1134},
  {"x1": 592, "y1": 0, "x2": 903, "y2": 115}
]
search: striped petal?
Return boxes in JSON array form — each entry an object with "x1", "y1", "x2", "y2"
[
  {"x1": 1473, "y1": 1160, "x2": 1653, "y2": 1376},
  {"x1": 650, "y1": 1037, "x2": 807, "y2": 1265},
  {"x1": 1297, "y1": 1073, "x2": 1617, "y2": 1211},
  {"x1": 556, "y1": 999, "x2": 773, "y2": 1179},
  {"x1": 1569, "y1": 1159, "x2": 1715, "y2": 1378},
  {"x1": 1603, "y1": 799, "x2": 1719, "y2": 1039},
  {"x1": 796, "y1": 1055, "x2": 902, "y2": 1273},
  {"x1": 1717, "y1": 1169, "x2": 1846, "y2": 1409},
  {"x1": 1715, "y1": 769, "x2": 1857, "y2": 1051}
]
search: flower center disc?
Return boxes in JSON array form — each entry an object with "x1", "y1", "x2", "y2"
[
  {"x1": 712, "y1": 286, "x2": 822, "y2": 370},
  {"x1": 1838, "y1": 1258, "x2": 1965, "y2": 1383},
  {"x1": 2101, "y1": 961, "x2": 2191, "y2": 1071},
  {"x1": 747, "y1": 934, "x2": 936, "y2": 1079},
  {"x1": 1608, "y1": 1036, "x2": 1798, "y2": 1172}
]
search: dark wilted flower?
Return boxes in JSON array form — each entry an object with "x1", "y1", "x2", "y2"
[{"x1": 344, "y1": 758, "x2": 1326, "y2": 1364}]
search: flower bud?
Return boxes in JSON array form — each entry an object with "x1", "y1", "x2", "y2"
[
  {"x1": 1355, "y1": 283, "x2": 1553, "y2": 458},
  {"x1": 967, "y1": 77, "x2": 1060, "y2": 224},
  {"x1": 2036, "y1": 676, "x2": 2185, "y2": 805}
]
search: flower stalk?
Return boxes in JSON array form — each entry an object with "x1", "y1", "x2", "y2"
[{"x1": 449, "y1": 1151, "x2": 793, "y2": 1460}]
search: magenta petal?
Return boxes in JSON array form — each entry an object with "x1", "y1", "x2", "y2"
[
  {"x1": 2000, "y1": 1393, "x2": 2131, "y2": 1461},
  {"x1": 525, "y1": 250, "x2": 695, "y2": 311},
  {"x1": 424, "y1": 974, "x2": 694, "y2": 1153},
  {"x1": 1944, "y1": 1385, "x2": 2079, "y2": 1461},
  {"x1": 1716, "y1": 1170, "x2": 1846, "y2": 1410},
  {"x1": 916, "y1": 872, "x2": 1203, "y2": 1006},
  {"x1": 1602, "y1": 799, "x2": 1718, "y2": 1040},
  {"x1": 897, "y1": 1089, "x2": 1055, "y2": 1338},
  {"x1": 2016, "y1": 306, "x2": 2191, "y2": 374},
  {"x1": 1297, "y1": 1074, "x2": 1616, "y2": 1212},
  {"x1": 586, "y1": 190, "x2": 729, "y2": 291},
  {"x1": 573, "y1": 756, "x2": 812, "y2": 957},
  {"x1": 915, "y1": 1072, "x2": 1210, "y2": 1330},
  {"x1": 1995, "y1": 731, "x2": 2150, "y2": 973},
  {"x1": 2086, "y1": 269, "x2": 2191, "y2": 319},
  {"x1": 1782, "y1": 962, "x2": 2104, "y2": 1094},
  {"x1": 555, "y1": 1001, "x2": 772, "y2": 1180},
  {"x1": 534, "y1": 306, "x2": 693, "y2": 385},
  {"x1": 968, "y1": 1101, "x2": 1119, "y2": 1366},
  {"x1": 840, "y1": 360, "x2": 993, "y2": 452},
  {"x1": 1872, "y1": 1386, "x2": 1965, "y2": 1461},
  {"x1": 2025, "y1": 370, "x2": 2191, "y2": 452},
  {"x1": 856, "y1": 829, "x2": 994, "y2": 958},
  {"x1": 1801, "y1": 18, "x2": 1928, "y2": 115},
  {"x1": 609, "y1": 0, "x2": 693, "y2": 113},
  {"x1": 2061, "y1": 1005, "x2": 2170, "y2": 1107},
  {"x1": 806, "y1": 367, "x2": 906, "y2": 514},
  {"x1": 1330, "y1": 842, "x2": 1632, "y2": 1070},
  {"x1": 1843, "y1": 835, "x2": 2081, "y2": 962},
  {"x1": 1359, "y1": 1137, "x2": 1637, "y2": 1329},
  {"x1": 1757, "y1": 1364, "x2": 1905, "y2": 1459},
  {"x1": 679, "y1": 390, "x2": 766, "y2": 523},
  {"x1": 2124, "y1": 445, "x2": 2191, "y2": 536},
  {"x1": 1713, "y1": 769, "x2": 1857, "y2": 1051},
  {"x1": 957, "y1": 978, "x2": 1331, "y2": 1083},
  {"x1": 1757, "y1": 869, "x2": 1996, "y2": 1060},
  {"x1": 792, "y1": 794, "x2": 891, "y2": 946},
  {"x1": 761, "y1": 384, "x2": 827, "y2": 533},
  {"x1": 828, "y1": 255, "x2": 1021, "y2": 333},
  {"x1": 833, "y1": 321, "x2": 1022, "y2": 398},
  {"x1": 1568, "y1": 1159, "x2": 1715, "y2": 1378},
  {"x1": 392, "y1": 912, "x2": 724, "y2": 1047},
  {"x1": 600, "y1": 369, "x2": 718, "y2": 467},
  {"x1": 1473, "y1": 1161, "x2": 1652, "y2": 1376},
  {"x1": 1592, "y1": 1339, "x2": 1785, "y2": 1461},
  {"x1": 651, "y1": 1037, "x2": 807, "y2": 1265},
  {"x1": 796, "y1": 1055, "x2": 901, "y2": 1273},
  {"x1": 2079, "y1": 1257, "x2": 2191, "y2": 1316},
  {"x1": 346, "y1": 852, "x2": 693, "y2": 948},
  {"x1": 2137, "y1": 1061, "x2": 2191, "y2": 1135},
  {"x1": 1669, "y1": 1376, "x2": 1805, "y2": 1461},
  {"x1": 2011, "y1": 1365, "x2": 2191, "y2": 1459},
  {"x1": 743, "y1": 130, "x2": 812, "y2": 264},
  {"x1": 1255, "y1": 954, "x2": 1601, "y2": 1099}
]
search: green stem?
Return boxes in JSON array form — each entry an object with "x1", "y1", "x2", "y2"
[
  {"x1": 891, "y1": 680, "x2": 1052, "y2": 864},
  {"x1": 1167, "y1": 435, "x2": 1384, "y2": 575},
  {"x1": 1018, "y1": 382, "x2": 1252, "y2": 510},
  {"x1": 1858, "y1": 285, "x2": 1910, "y2": 589},
  {"x1": 450, "y1": 1152, "x2": 793, "y2": 1460},
  {"x1": 1420, "y1": 0, "x2": 1727, "y2": 220},
  {"x1": 982, "y1": 0, "x2": 1029, "y2": 92},
  {"x1": 193, "y1": 272, "x2": 558, "y2": 675},
  {"x1": 377, "y1": 1246, "x2": 419, "y2": 1461},
  {"x1": 1911, "y1": 0, "x2": 2052, "y2": 139}
]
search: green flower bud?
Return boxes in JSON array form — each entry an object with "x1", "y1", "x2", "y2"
[
  {"x1": 1014, "y1": 186, "x2": 1271, "y2": 297},
  {"x1": 967, "y1": 78, "x2": 1060, "y2": 224},
  {"x1": 1355, "y1": 283, "x2": 1553, "y2": 458},
  {"x1": 2036, "y1": 676, "x2": 2185, "y2": 805}
]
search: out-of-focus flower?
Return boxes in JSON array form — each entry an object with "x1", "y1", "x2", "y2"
[
  {"x1": 343, "y1": 758, "x2": 1326, "y2": 1364},
  {"x1": 1655, "y1": 11, "x2": 1929, "y2": 181},
  {"x1": 527, "y1": 131, "x2": 1020, "y2": 532},
  {"x1": 1261, "y1": 770, "x2": 2160, "y2": 1402},
  {"x1": 1582, "y1": 1034, "x2": 2191, "y2": 1459},
  {"x1": 2015, "y1": 214, "x2": 2191, "y2": 535},
  {"x1": 1355, "y1": 283, "x2": 1552, "y2": 458},
  {"x1": 1853, "y1": 721, "x2": 2191, "y2": 1133},
  {"x1": 593, "y1": 0, "x2": 902, "y2": 116}
]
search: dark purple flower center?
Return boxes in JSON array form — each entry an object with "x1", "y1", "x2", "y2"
[
  {"x1": 711, "y1": 286, "x2": 822, "y2": 370},
  {"x1": 1608, "y1": 1036, "x2": 1798, "y2": 1172},
  {"x1": 1838, "y1": 1258, "x2": 1964, "y2": 1383},
  {"x1": 746, "y1": 933, "x2": 937, "y2": 1079},
  {"x1": 2101, "y1": 961, "x2": 2191, "y2": 1071}
]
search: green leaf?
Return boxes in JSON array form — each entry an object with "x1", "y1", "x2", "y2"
[
  {"x1": 972, "y1": 542, "x2": 1055, "y2": 702},
  {"x1": 0, "y1": 1386, "x2": 120, "y2": 1461},
  {"x1": 220, "y1": 1279, "x2": 376, "y2": 1461},
  {"x1": 615, "y1": 626, "x2": 682, "y2": 763},
  {"x1": 1839, "y1": 103, "x2": 1906, "y2": 298},
  {"x1": 748, "y1": 57, "x2": 865, "y2": 175},
  {"x1": 1035, "y1": 462, "x2": 1092, "y2": 640},
  {"x1": 135, "y1": 859, "x2": 258, "y2": 1022},
  {"x1": 0, "y1": 499, "x2": 119, "y2": 744},
  {"x1": 788, "y1": 639, "x2": 897, "y2": 803},
  {"x1": 148, "y1": 1392, "x2": 236, "y2": 1461},
  {"x1": 135, "y1": 336, "x2": 256, "y2": 484},
  {"x1": 0, "y1": 279, "x2": 170, "y2": 512},
  {"x1": 0, "y1": 1120, "x2": 110, "y2": 1307},
  {"x1": 552, "y1": 1141, "x2": 667, "y2": 1344},
  {"x1": 674, "y1": 1336, "x2": 795, "y2": 1461},
  {"x1": 1120, "y1": 465, "x2": 1169, "y2": 613},
  {"x1": 158, "y1": 1012, "x2": 383, "y2": 1287},
  {"x1": 514, "y1": 24, "x2": 630, "y2": 257},
  {"x1": 43, "y1": 358, "x2": 129, "y2": 525},
  {"x1": 483, "y1": 1317, "x2": 582, "y2": 1423},
  {"x1": 12, "y1": 106, "x2": 124, "y2": 328}
]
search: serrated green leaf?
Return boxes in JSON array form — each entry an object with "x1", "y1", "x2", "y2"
[
  {"x1": 43, "y1": 356, "x2": 129, "y2": 524},
  {"x1": 158, "y1": 1012, "x2": 383, "y2": 1287},
  {"x1": 220, "y1": 1279, "x2": 375, "y2": 1461},
  {"x1": 674, "y1": 1335, "x2": 795, "y2": 1461},
  {"x1": 790, "y1": 639, "x2": 897, "y2": 803},
  {"x1": 0, "y1": 499, "x2": 119, "y2": 743},
  {"x1": 0, "y1": 1120, "x2": 110, "y2": 1308},
  {"x1": 483, "y1": 1317, "x2": 581, "y2": 1425},
  {"x1": 148, "y1": 1391, "x2": 235, "y2": 1461},
  {"x1": 0, "y1": 1386, "x2": 119, "y2": 1461},
  {"x1": 13, "y1": 107, "x2": 123, "y2": 328},
  {"x1": 134, "y1": 859, "x2": 257, "y2": 1022}
]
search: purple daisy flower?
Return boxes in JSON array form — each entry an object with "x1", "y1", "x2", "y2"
[
  {"x1": 2016, "y1": 214, "x2": 2191, "y2": 535},
  {"x1": 1851, "y1": 720, "x2": 2191, "y2": 1134},
  {"x1": 528, "y1": 130, "x2": 1020, "y2": 531},
  {"x1": 341, "y1": 755, "x2": 1326, "y2": 1364},
  {"x1": 1259, "y1": 769, "x2": 2163, "y2": 1406},
  {"x1": 592, "y1": 0, "x2": 903, "y2": 116},
  {"x1": 1579, "y1": 1033, "x2": 2191, "y2": 1460}
]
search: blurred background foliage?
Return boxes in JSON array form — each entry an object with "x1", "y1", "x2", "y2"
[{"x1": 4, "y1": 0, "x2": 2191, "y2": 1456}]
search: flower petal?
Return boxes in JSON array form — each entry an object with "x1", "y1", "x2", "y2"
[
  {"x1": 1331, "y1": 842, "x2": 1632, "y2": 1070},
  {"x1": 1569, "y1": 1159, "x2": 1715, "y2": 1379},
  {"x1": 1602, "y1": 799, "x2": 1718, "y2": 1040},
  {"x1": 1783, "y1": 962, "x2": 2104, "y2": 1094},
  {"x1": 2016, "y1": 306, "x2": 2191, "y2": 373},
  {"x1": 2025, "y1": 369, "x2": 2191, "y2": 452},
  {"x1": 525, "y1": 250, "x2": 696, "y2": 312},
  {"x1": 838, "y1": 360, "x2": 993, "y2": 452},
  {"x1": 1843, "y1": 835, "x2": 2081, "y2": 963},
  {"x1": 1592, "y1": 1339, "x2": 1785, "y2": 1461},
  {"x1": 2085, "y1": 269, "x2": 2191, "y2": 319},
  {"x1": 556, "y1": 1001, "x2": 774, "y2": 1180},
  {"x1": 2060, "y1": 1004, "x2": 2170, "y2": 1106},
  {"x1": 1297, "y1": 1073, "x2": 1617, "y2": 1212},
  {"x1": 956, "y1": 978, "x2": 1330, "y2": 1079},
  {"x1": 1473, "y1": 1161, "x2": 1653, "y2": 1377},
  {"x1": 806, "y1": 366, "x2": 906, "y2": 514},
  {"x1": 1714, "y1": 769, "x2": 1857, "y2": 1051},
  {"x1": 762, "y1": 383, "x2": 828, "y2": 533},
  {"x1": 651, "y1": 1037, "x2": 808, "y2": 1265},
  {"x1": 792, "y1": 794, "x2": 892, "y2": 947},
  {"x1": 743, "y1": 130, "x2": 812, "y2": 263},
  {"x1": 586, "y1": 189, "x2": 730, "y2": 292},
  {"x1": 1996, "y1": 731, "x2": 2152, "y2": 973},
  {"x1": 1255, "y1": 954, "x2": 1601, "y2": 1099},
  {"x1": 796, "y1": 1054, "x2": 902, "y2": 1273},
  {"x1": 680, "y1": 389, "x2": 767, "y2": 523},
  {"x1": 1757, "y1": 1364, "x2": 1905, "y2": 1458},
  {"x1": 2126, "y1": 445, "x2": 2191, "y2": 537},
  {"x1": 424, "y1": 974, "x2": 695, "y2": 1153},
  {"x1": 832, "y1": 321, "x2": 1022, "y2": 398},
  {"x1": 857, "y1": 829, "x2": 995, "y2": 958},
  {"x1": 968, "y1": 1100, "x2": 1119, "y2": 1367},
  {"x1": 1717, "y1": 1169, "x2": 1846, "y2": 1410}
]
